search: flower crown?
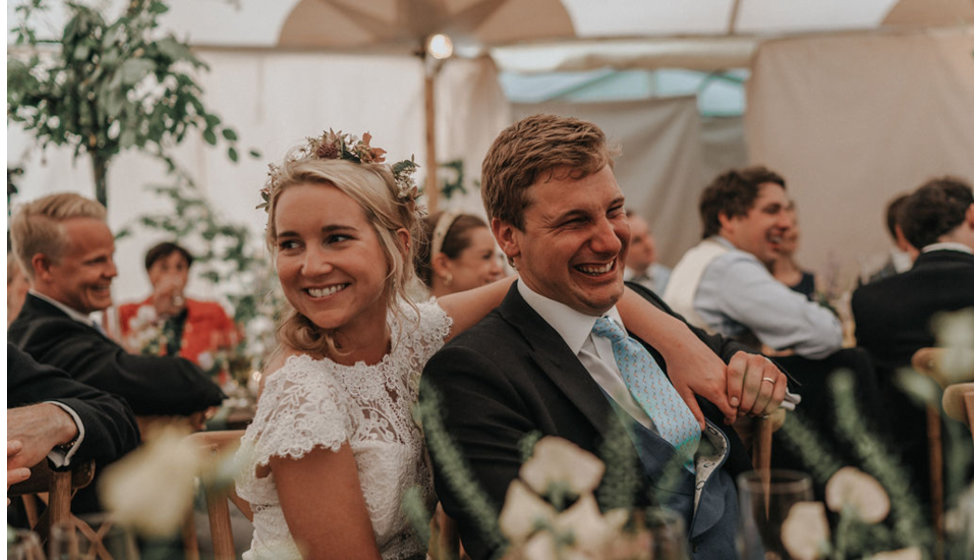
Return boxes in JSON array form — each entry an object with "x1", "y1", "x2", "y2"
[{"x1": 258, "y1": 130, "x2": 420, "y2": 211}]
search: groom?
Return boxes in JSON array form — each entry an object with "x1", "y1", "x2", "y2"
[{"x1": 423, "y1": 114, "x2": 787, "y2": 560}]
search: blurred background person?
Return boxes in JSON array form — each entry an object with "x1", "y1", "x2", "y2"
[
  {"x1": 861, "y1": 193, "x2": 919, "y2": 285},
  {"x1": 624, "y1": 210, "x2": 671, "y2": 296},
  {"x1": 415, "y1": 210, "x2": 504, "y2": 297},
  {"x1": 8, "y1": 252, "x2": 30, "y2": 326},
  {"x1": 118, "y1": 242, "x2": 238, "y2": 382},
  {"x1": 768, "y1": 202, "x2": 818, "y2": 300}
]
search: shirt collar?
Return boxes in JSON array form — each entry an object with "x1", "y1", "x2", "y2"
[
  {"x1": 29, "y1": 289, "x2": 97, "y2": 325},
  {"x1": 516, "y1": 278, "x2": 624, "y2": 354},
  {"x1": 922, "y1": 242, "x2": 973, "y2": 255}
]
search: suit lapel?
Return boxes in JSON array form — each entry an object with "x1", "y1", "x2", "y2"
[{"x1": 496, "y1": 285, "x2": 613, "y2": 436}]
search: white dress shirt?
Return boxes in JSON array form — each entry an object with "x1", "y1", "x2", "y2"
[{"x1": 517, "y1": 280, "x2": 655, "y2": 430}]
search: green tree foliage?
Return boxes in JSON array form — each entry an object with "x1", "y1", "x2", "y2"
[{"x1": 7, "y1": 0, "x2": 246, "y2": 207}]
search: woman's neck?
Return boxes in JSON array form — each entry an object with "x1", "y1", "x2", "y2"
[{"x1": 325, "y1": 310, "x2": 392, "y2": 366}]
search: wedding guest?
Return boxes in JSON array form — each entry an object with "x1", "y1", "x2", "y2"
[
  {"x1": 8, "y1": 193, "x2": 225, "y2": 419},
  {"x1": 851, "y1": 176, "x2": 974, "y2": 509},
  {"x1": 8, "y1": 344, "x2": 140, "y2": 515},
  {"x1": 862, "y1": 193, "x2": 919, "y2": 285},
  {"x1": 664, "y1": 166, "x2": 883, "y2": 494},
  {"x1": 767, "y1": 202, "x2": 818, "y2": 300},
  {"x1": 623, "y1": 210, "x2": 671, "y2": 296},
  {"x1": 7, "y1": 252, "x2": 30, "y2": 326},
  {"x1": 235, "y1": 130, "x2": 770, "y2": 560},
  {"x1": 663, "y1": 167, "x2": 841, "y2": 357},
  {"x1": 414, "y1": 210, "x2": 504, "y2": 297},
  {"x1": 118, "y1": 242, "x2": 238, "y2": 379},
  {"x1": 422, "y1": 115, "x2": 789, "y2": 560}
]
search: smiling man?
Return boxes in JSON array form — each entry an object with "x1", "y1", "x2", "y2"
[
  {"x1": 663, "y1": 167, "x2": 842, "y2": 358},
  {"x1": 9, "y1": 193, "x2": 224, "y2": 419},
  {"x1": 423, "y1": 115, "x2": 788, "y2": 560}
]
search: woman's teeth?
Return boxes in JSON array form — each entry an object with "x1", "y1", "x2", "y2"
[{"x1": 307, "y1": 284, "x2": 346, "y2": 297}]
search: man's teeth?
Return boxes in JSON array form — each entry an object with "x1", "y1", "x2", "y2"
[
  {"x1": 307, "y1": 285, "x2": 346, "y2": 297},
  {"x1": 767, "y1": 234, "x2": 783, "y2": 243},
  {"x1": 578, "y1": 261, "x2": 614, "y2": 274}
]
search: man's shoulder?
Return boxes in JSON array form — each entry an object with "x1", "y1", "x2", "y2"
[{"x1": 440, "y1": 306, "x2": 523, "y2": 352}]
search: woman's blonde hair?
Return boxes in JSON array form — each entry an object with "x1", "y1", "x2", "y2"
[{"x1": 265, "y1": 153, "x2": 421, "y2": 358}]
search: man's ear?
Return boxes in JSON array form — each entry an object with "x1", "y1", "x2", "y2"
[
  {"x1": 717, "y1": 211, "x2": 735, "y2": 234},
  {"x1": 491, "y1": 218, "x2": 521, "y2": 262},
  {"x1": 966, "y1": 203, "x2": 974, "y2": 231},
  {"x1": 30, "y1": 253, "x2": 52, "y2": 282}
]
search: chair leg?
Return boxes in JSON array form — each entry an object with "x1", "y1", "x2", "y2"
[
  {"x1": 182, "y1": 513, "x2": 201, "y2": 560},
  {"x1": 207, "y1": 494, "x2": 236, "y2": 560},
  {"x1": 927, "y1": 406, "x2": 944, "y2": 559}
]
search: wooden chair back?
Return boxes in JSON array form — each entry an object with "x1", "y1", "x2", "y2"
[
  {"x1": 182, "y1": 430, "x2": 250, "y2": 560},
  {"x1": 8, "y1": 459, "x2": 95, "y2": 540},
  {"x1": 942, "y1": 382, "x2": 974, "y2": 436}
]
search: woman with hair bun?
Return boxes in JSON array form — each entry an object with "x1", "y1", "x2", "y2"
[{"x1": 415, "y1": 210, "x2": 504, "y2": 297}]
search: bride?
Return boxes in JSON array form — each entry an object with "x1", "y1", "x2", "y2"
[{"x1": 236, "y1": 130, "x2": 773, "y2": 560}]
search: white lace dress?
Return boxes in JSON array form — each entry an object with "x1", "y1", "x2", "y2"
[{"x1": 236, "y1": 300, "x2": 451, "y2": 560}]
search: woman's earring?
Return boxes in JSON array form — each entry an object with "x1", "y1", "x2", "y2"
[{"x1": 443, "y1": 273, "x2": 453, "y2": 288}]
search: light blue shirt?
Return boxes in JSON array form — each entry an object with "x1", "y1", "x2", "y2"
[
  {"x1": 694, "y1": 237, "x2": 842, "y2": 359},
  {"x1": 625, "y1": 263, "x2": 672, "y2": 296}
]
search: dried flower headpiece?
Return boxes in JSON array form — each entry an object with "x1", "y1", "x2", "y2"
[{"x1": 258, "y1": 129, "x2": 420, "y2": 211}]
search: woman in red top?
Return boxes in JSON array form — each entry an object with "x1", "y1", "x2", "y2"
[{"x1": 118, "y1": 242, "x2": 238, "y2": 383}]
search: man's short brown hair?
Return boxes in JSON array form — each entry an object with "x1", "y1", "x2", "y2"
[
  {"x1": 699, "y1": 166, "x2": 786, "y2": 239},
  {"x1": 9, "y1": 192, "x2": 107, "y2": 280},
  {"x1": 899, "y1": 177, "x2": 973, "y2": 249},
  {"x1": 481, "y1": 114, "x2": 618, "y2": 230}
]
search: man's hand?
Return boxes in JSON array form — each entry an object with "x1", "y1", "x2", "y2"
[
  {"x1": 151, "y1": 276, "x2": 186, "y2": 317},
  {"x1": 724, "y1": 351, "x2": 788, "y2": 417},
  {"x1": 7, "y1": 404, "x2": 78, "y2": 471},
  {"x1": 7, "y1": 441, "x2": 31, "y2": 489}
]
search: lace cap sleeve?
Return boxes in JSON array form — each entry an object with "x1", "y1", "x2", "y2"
[
  {"x1": 395, "y1": 299, "x2": 452, "y2": 368},
  {"x1": 243, "y1": 354, "x2": 351, "y2": 468}
]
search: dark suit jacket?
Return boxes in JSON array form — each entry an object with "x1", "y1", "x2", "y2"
[
  {"x1": 423, "y1": 283, "x2": 753, "y2": 560},
  {"x1": 8, "y1": 343, "x2": 141, "y2": 514},
  {"x1": 852, "y1": 249, "x2": 973, "y2": 372},
  {"x1": 850, "y1": 249, "x2": 973, "y2": 504},
  {"x1": 9, "y1": 294, "x2": 225, "y2": 416}
]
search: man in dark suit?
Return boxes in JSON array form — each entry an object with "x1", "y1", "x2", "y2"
[
  {"x1": 8, "y1": 344, "x2": 141, "y2": 513},
  {"x1": 8, "y1": 192, "x2": 225, "y2": 419},
  {"x1": 423, "y1": 115, "x2": 789, "y2": 560},
  {"x1": 851, "y1": 177, "x2": 973, "y2": 505}
]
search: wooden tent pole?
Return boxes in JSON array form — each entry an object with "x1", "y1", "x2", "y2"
[{"x1": 424, "y1": 70, "x2": 438, "y2": 213}]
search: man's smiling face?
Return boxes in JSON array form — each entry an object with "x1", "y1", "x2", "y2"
[
  {"x1": 493, "y1": 165, "x2": 629, "y2": 315},
  {"x1": 719, "y1": 182, "x2": 793, "y2": 266}
]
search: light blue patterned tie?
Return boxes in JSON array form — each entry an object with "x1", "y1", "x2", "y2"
[{"x1": 592, "y1": 316, "x2": 701, "y2": 468}]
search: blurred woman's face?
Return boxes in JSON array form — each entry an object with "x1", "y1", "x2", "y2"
[{"x1": 443, "y1": 227, "x2": 504, "y2": 293}]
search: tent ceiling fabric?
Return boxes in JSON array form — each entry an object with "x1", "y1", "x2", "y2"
[
  {"x1": 276, "y1": 0, "x2": 574, "y2": 51},
  {"x1": 13, "y1": 0, "x2": 967, "y2": 71}
]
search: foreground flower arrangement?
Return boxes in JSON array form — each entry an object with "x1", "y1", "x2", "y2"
[{"x1": 498, "y1": 437, "x2": 653, "y2": 560}]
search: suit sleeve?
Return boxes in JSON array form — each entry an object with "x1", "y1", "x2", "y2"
[
  {"x1": 422, "y1": 344, "x2": 534, "y2": 560},
  {"x1": 7, "y1": 344, "x2": 141, "y2": 465},
  {"x1": 12, "y1": 318, "x2": 225, "y2": 416}
]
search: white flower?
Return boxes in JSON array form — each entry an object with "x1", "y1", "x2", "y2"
[
  {"x1": 499, "y1": 480, "x2": 555, "y2": 543},
  {"x1": 519, "y1": 437, "x2": 605, "y2": 497},
  {"x1": 825, "y1": 467, "x2": 890, "y2": 523},
  {"x1": 134, "y1": 304, "x2": 158, "y2": 326},
  {"x1": 198, "y1": 351, "x2": 214, "y2": 370},
  {"x1": 99, "y1": 426, "x2": 201, "y2": 537},
  {"x1": 869, "y1": 548, "x2": 923, "y2": 560},
  {"x1": 780, "y1": 501, "x2": 829, "y2": 560},
  {"x1": 552, "y1": 494, "x2": 628, "y2": 554}
]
